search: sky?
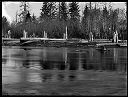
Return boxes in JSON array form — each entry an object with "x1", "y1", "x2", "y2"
[{"x1": 2, "y1": 2, "x2": 126, "y2": 23}]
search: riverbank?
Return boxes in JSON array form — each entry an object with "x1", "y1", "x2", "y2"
[
  {"x1": 2, "y1": 70, "x2": 127, "y2": 96},
  {"x1": 2, "y1": 38, "x2": 127, "y2": 48}
]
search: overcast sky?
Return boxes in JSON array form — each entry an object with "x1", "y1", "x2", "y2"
[{"x1": 2, "y1": 2, "x2": 126, "y2": 23}]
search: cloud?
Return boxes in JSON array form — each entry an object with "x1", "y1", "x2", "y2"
[
  {"x1": 2, "y1": 2, "x2": 20, "y2": 23},
  {"x1": 2, "y1": 2, "x2": 13, "y2": 23},
  {"x1": 5, "y1": 2, "x2": 20, "y2": 5}
]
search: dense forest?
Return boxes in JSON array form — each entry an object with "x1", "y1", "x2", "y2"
[{"x1": 2, "y1": 2, "x2": 127, "y2": 40}]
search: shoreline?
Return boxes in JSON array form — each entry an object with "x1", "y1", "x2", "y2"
[
  {"x1": 2, "y1": 42, "x2": 127, "y2": 48},
  {"x1": 2, "y1": 38, "x2": 127, "y2": 47}
]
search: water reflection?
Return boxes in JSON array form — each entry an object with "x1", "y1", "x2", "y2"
[
  {"x1": 28, "y1": 73, "x2": 42, "y2": 83},
  {"x1": 2, "y1": 47, "x2": 127, "y2": 84}
]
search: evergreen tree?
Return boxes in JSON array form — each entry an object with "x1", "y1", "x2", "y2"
[
  {"x1": 18, "y1": 2, "x2": 30, "y2": 23},
  {"x1": 49, "y1": 2, "x2": 57, "y2": 19},
  {"x1": 110, "y1": 9, "x2": 118, "y2": 32},
  {"x1": 91, "y1": 4, "x2": 101, "y2": 38},
  {"x1": 40, "y1": 2, "x2": 50, "y2": 20},
  {"x1": 25, "y1": 11, "x2": 32, "y2": 22},
  {"x1": 102, "y1": 6, "x2": 109, "y2": 38},
  {"x1": 68, "y1": 2, "x2": 81, "y2": 38},
  {"x1": 81, "y1": 5, "x2": 90, "y2": 38},
  {"x1": 32, "y1": 13, "x2": 37, "y2": 22},
  {"x1": 59, "y1": 2, "x2": 68, "y2": 21},
  {"x1": 40, "y1": 2, "x2": 57, "y2": 21},
  {"x1": 2, "y1": 16, "x2": 10, "y2": 36},
  {"x1": 69, "y1": 2, "x2": 80, "y2": 21}
]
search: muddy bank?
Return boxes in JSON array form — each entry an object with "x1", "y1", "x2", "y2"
[
  {"x1": 2, "y1": 40, "x2": 97, "y2": 48},
  {"x1": 3, "y1": 39, "x2": 126, "y2": 48}
]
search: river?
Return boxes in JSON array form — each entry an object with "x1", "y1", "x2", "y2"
[{"x1": 2, "y1": 46, "x2": 127, "y2": 95}]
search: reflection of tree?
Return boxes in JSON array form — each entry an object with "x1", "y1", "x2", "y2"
[
  {"x1": 78, "y1": 52, "x2": 83, "y2": 70},
  {"x1": 68, "y1": 53, "x2": 79, "y2": 70},
  {"x1": 99, "y1": 50, "x2": 112, "y2": 71},
  {"x1": 57, "y1": 62, "x2": 66, "y2": 70},
  {"x1": 63, "y1": 48, "x2": 69, "y2": 70},
  {"x1": 41, "y1": 73, "x2": 52, "y2": 82},
  {"x1": 68, "y1": 74, "x2": 76, "y2": 81},
  {"x1": 81, "y1": 53, "x2": 87, "y2": 70},
  {"x1": 110, "y1": 48, "x2": 118, "y2": 71},
  {"x1": 23, "y1": 59, "x2": 29, "y2": 68},
  {"x1": 89, "y1": 48, "x2": 94, "y2": 60},
  {"x1": 87, "y1": 48, "x2": 95, "y2": 70},
  {"x1": 40, "y1": 61, "x2": 54, "y2": 70},
  {"x1": 22, "y1": 50, "x2": 30, "y2": 68},
  {"x1": 40, "y1": 60, "x2": 66, "y2": 70},
  {"x1": 40, "y1": 48, "x2": 53, "y2": 69},
  {"x1": 99, "y1": 51, "x2": 106, "y2": 70},
  {"x1": 98, "y1": 48, "x2": 117, "y2": 71},
  {"x1": 42, "y1": 48, "x2": 47, "y2": 61},
  {"x1": 40, "y1": 48, "x2": 67, "y2": 70},
  {"x1": 115, "y1": 48, "x2": 126, "y2": 72},
  {"x1": 2, "y1": 48, "x2": 8, "y2": 67},
  {"x1": 113, "y1": 48, "x2": 118, "y2": 64},
  {"x1": 40, "y1": 48, "x2": 51, "y2": 69},
  {"x1": 57, "y1": 74, "x2": 65, "y2": 81},
  {"x1": 2, "y1": 58, "x2": 7, "y2": 66},
  {"x1": 68, "y1": 71, "x2": 77, "y2": 81}
]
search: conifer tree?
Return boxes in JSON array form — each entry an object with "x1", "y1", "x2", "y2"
[
  {"x1": 49, "y1": 2, "x2": 57, "y2": 19},
  {"x1": 69, "y1": 2, "x2": 80, "y2": 21},
  {"x1": 102, "y1": 6, "x2": 109, "y2": 38},
  {"x1": 40, "y1": 2, "x2": 57, "y2": 20},
  {"x1": 81, "y1": 5, "x2": 90, "y2": 38},
  {"x1": 40, "y1": 2, "x2": 50, "y2": 20},
  {"x1": 60, "y1": 2, "x2": 68, "y2": 21},
  {"x1": 2, "y1": 16, "x2": 10, "y2": 36},
  {"x1": 18, "y1": 2, "x2": 30, "y2": 23},
  {"x1": 25, "y1": 11, "x2": 32, "y2": 22},
  {"x1": 32, "y1": 13, "x2": 37, "y2": 22},
  {"x1": 68, "y1": 2, "x2": 81, "y2": 38}
]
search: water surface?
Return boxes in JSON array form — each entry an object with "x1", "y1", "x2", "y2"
[{"x1": 2, "y1": 46, "x2": 127, "y2": 85}]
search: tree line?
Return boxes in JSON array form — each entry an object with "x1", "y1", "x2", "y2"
[{"x1": 2, "y1": 2, "x2": 127, "y2": 40}]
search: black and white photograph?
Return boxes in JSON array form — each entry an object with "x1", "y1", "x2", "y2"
[{"x1": 2, "y1": 1, "x2": 127, "y2": 96}]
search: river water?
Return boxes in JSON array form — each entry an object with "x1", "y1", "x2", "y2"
[
  {"x1": 2, "y1": 46, "x2": 127, "y2": 84},
  {"x1": 2, "y1": 46, "x2": 127, "y2": 95}
]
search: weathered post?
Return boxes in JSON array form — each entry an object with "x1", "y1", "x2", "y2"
[
  {"x1": 113, "y1": 31, "x2": 116, "y2": 43},
  {"x1": 43, "y1": 31, "x2": 47, "y2": 38},
  {"x1": 8, "y1": 30, "x2": 11, "y2": 38},
  {"x1": 44, "y1": 31, "x2": 46, "y2": 38},
  {"x1": 23, "y1": 30, "x2": 27, "y2": 38},
  {"x1": 92, "y1": 32, "x2": 93, "y2": 41},
  {"x1": 116, "y1": 30, "x2": 118, "y2": 43},
  {"x1": 43, "y1": 31, "x2": 45, "y2": 44},
  {"x1": 45, "y1": 32, "x2": 47, "y2": 38},
  {"x1": 43, "y1": 31, "x2": 48, "y2": 44},
  {"x1": 63, "y1": 33, "x2": 65, "y2": 39},
  {"x1": 65, "y1": 26, "x2": 68, "y2": 40},
  {"x1": 89, "y1": 32, "x2": 93, "y2": 41}
]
